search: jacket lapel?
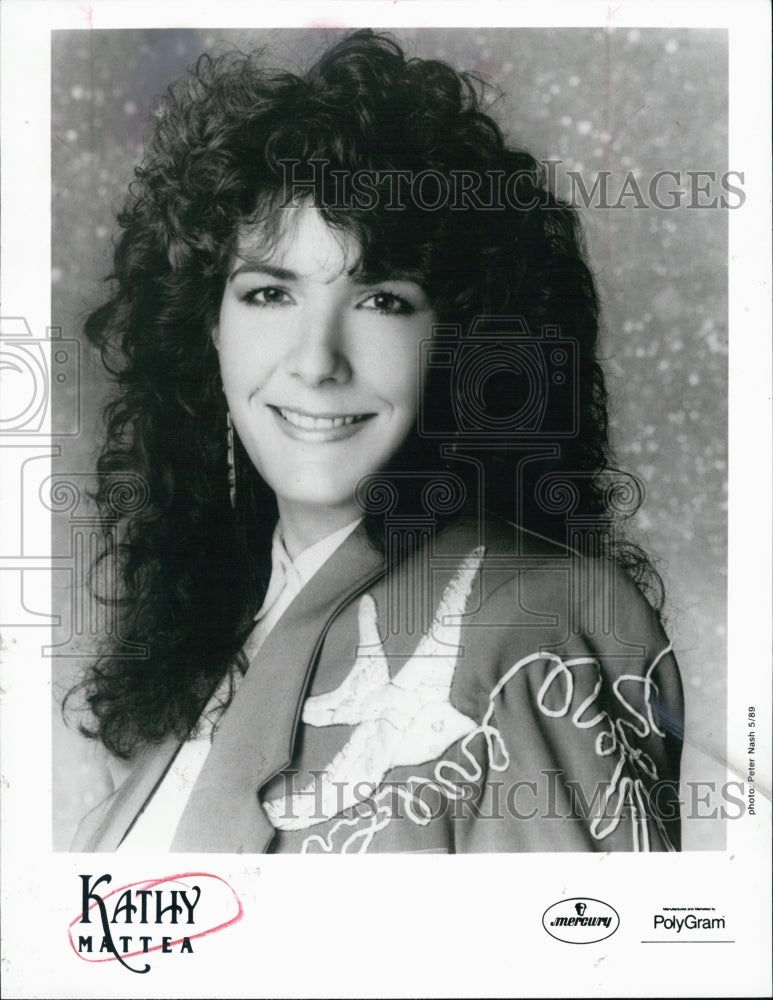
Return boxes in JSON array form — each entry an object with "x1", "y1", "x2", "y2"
[
  {"x1": 170, "y1": 524, "x2": 385, "y2": 852},
  {"x1": 72, "y1": 736, "x2": 181, "y2": 852}
]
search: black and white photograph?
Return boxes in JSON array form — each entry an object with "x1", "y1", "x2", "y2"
[{"x1": 1, "y1": 2, "x2": 770, "y2": 997}]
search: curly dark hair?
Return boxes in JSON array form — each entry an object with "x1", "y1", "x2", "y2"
[{"x1": 71, "y1": 29, "x2": 663, "y2": 759}]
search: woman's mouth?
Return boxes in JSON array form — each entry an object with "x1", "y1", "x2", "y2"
[
  {"x1": 268, "y1": 404, "x2": 376, "y2": 441},
  {"x1": 274, "y1": 406, "x2": 371, "y2": 430}
]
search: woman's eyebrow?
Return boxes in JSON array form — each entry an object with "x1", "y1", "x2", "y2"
[
  {"x1": 349, "y1": 264, "x2": 426, "y2": 286},
  {"x1": 229, "y1": 262, "x2": 297, "y2": 282}
]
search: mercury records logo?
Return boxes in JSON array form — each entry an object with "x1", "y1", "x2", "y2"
[
  {"x1": 69, "y1": 873, "x2": 243, "y2": 973},
  {"x1": 542, "y1": 898, "x2": 620, "y2": 944}
]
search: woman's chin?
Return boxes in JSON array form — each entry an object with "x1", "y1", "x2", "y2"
[{"x1": 271, "y1": 482, "x2": 363, "y2": 522}]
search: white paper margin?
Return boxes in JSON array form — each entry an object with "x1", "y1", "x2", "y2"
[{"x1": 1, "y1": 1, "x2": 770, "y2": 997}]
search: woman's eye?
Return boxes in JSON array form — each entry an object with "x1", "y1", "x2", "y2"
[
  {"x1": 359, "y1": 291, "x2": 415, "y2": 316},
  {"x1": 241, "y1": 286, "x2": 293, "y2": 307}
]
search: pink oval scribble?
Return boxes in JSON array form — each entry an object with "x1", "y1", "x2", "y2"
[{"x1": 69, "y1": 872, "x2": 243, "y2": 969}]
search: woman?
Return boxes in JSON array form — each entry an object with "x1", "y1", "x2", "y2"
[{"x1": 70, "y1": 30, "x2": 683, "y2": 853}]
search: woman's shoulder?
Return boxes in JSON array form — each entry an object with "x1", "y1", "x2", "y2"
[
  {"x1": 428, "y1": 515, "x2": 684, "y2": 796},
  {"x1": 428, "y1": 514, "x2": 677, "y2": 698},
  {"x1": 436, "y1": 514, "x2": 663, "y2": 630}
]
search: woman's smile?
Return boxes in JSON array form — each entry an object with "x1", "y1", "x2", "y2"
[{"x1": 268, "y1": 403, "x2": 376, "y2": 440}]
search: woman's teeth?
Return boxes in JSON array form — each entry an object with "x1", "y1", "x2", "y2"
[{"x1": 277, "y1": 407, "x2": 367, "y2": 430}]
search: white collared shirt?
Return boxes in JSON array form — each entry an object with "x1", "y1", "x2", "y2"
[
  {"x1": 245, "y1": 518, "x2": 363, "y2": 658},
  {"x1": 117, "y1": 517, "x2": 362, "y2": 851}
]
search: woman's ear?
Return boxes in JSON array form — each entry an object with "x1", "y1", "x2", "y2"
[{"x1": 211, "y1": 325, "x2": 220, "y2": 350}]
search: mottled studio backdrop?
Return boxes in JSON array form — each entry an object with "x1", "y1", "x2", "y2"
[{"x1": 51, "y1": 27, "x2": 728, "y2": 849}]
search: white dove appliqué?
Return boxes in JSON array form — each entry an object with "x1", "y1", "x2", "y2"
[{"x1": 263, "y1": 547, "x2": 485, "y2": 831}]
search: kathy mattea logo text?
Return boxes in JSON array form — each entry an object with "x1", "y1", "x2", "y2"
[{"x1": 70, "y1": 873, "x2": 243, "y2": 974}]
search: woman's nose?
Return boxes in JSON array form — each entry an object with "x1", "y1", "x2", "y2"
[{"x1": 285, "y1": 302, "x2": 352, "y2": 386}]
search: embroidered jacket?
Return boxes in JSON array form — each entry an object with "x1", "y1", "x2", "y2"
[{"x1": 72, "y1": 516, "x2": 683, "y2": 853}]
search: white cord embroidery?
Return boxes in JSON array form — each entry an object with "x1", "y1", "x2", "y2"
[{"x1": 263, "y1": 548, "x2": 676, "y2": 854}]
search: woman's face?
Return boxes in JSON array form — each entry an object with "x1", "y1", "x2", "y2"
[{"x1": 215, "y1": 204, "x2": 435, "y2": 545}]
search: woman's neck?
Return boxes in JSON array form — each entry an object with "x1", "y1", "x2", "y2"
[{"x1": 276, "y1": 500, "x2": 362, "y2": 560}]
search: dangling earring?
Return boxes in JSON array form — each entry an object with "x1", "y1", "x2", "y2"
[{"x1": 226, "y1": 411, "x2": 236, "y2": 509}]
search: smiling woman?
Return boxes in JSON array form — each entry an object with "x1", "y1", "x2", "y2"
[
  {"x1": 216, "y1": 205, "x2": 435, "y2": 552},
  {"x1": 67, "y1": 30, "x2": 683, "y2": 854}
]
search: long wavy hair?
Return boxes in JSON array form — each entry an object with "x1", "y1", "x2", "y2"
[{"x1": 71, "y1": 30, "x2": 663, "y2": 759}]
